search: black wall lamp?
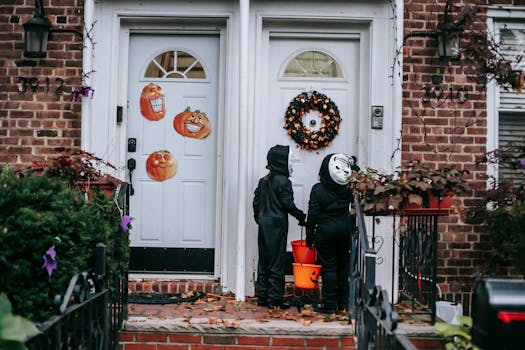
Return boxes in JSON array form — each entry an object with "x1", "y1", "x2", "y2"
[
  {"x1": 23, "y1": 0, "x2": 83, "y2": 58},
  {"x1": 23, "y1": 0, "x2": 51, "y2": 58},
  {"x1": 403, "y1": 0, "x2": 463, "y2": 62}
]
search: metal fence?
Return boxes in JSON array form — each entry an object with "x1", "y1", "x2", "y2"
[
  {"x1": 398, "y1": 213, "x2": 439, "y2": 324},
  {"x1": 25, "y1": 244, "x2": 127, "y2": 350},
  {"x1": 350, "y1": 200, "x2": 419, "y2": 350}
]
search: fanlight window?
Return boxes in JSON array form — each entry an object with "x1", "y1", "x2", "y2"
[
  {"x1": 145, "y1": 50, "x2": 206, "y2": 79},
  {"x1": 283, "y1": 51, "x2": 343, "y2": 78}
]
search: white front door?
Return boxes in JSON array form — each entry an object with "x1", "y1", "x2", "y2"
[
  {"x1": 127, "y1": 33, "x2": 220, "y2": 273},
  {"x1": 262, "y1": 35, "x2": 360, "y2": 249}
]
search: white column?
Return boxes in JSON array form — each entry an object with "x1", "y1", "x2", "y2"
[
  {"x1": 81, "y1": 0, "x2": 94, "y2": 151},
  {"x1": 235, "y1": 0, "x2": 250, "y2": 301}
]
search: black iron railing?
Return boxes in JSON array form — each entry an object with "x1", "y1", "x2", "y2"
[
  {"x1": 360, "y1": 287, "x2": 418, "y2": 350},
  {"x1": 351, "y1": 200, "x2": 419, "y2": 350},
  {"x1": 398, "y1": 212, "x2": 439, "y2": 324},
  {"x1": 25, "y1": 243, "x2": 127, "y2": 350}
]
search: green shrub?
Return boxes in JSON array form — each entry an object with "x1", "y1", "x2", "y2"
[{"x1": 0, "y1": 168, "x2": 128, "y2": 322}]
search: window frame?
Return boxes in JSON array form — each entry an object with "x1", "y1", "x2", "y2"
[
  {"x1": 140, "y1": 48, "x2": 210, "y2": 83},
  {"x1": 487, "y1": 8, "x2": 525, "y2": 183}
]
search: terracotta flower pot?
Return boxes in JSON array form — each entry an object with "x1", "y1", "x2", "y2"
[{"x1": 429, "y1": 193, "x2": 454, "y2": 209}]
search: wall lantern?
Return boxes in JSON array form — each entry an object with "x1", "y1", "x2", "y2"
[
  {"x1": 403, "y1": 0, "x2": 463, "y2": 62},
  {"x1": 23, "y1": 0, "x2": 52, "y2": 58}
]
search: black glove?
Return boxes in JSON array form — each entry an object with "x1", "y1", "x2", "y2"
[
  {"x1": 297, "y1": 212, "x2": 306, "y2": 227},
  {"x1": 306, "y1": 234, "x2": 315, "y2": 248}
]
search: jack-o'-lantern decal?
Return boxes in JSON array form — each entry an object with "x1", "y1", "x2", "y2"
[
  {"x1": 140, "y1": 83, "x2": 166, "y2": 121},
  {"x1": 173, "y1": 107, "x2": 212, "y2": 139},
  {"x1": 146, "y1": 150, "x2": 177, "y2": 181}
]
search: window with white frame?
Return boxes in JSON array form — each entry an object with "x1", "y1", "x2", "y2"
[{"x1": 489, "y1": 16, "x2": 525, "y2": 185}]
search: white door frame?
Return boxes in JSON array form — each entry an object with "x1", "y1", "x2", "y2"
[
  {"x1": 247, "y1": 16, "x2": 372, "y2": 291},
  {"x1": 115, "y1": 17, "x2": 230, "y2": 280}
]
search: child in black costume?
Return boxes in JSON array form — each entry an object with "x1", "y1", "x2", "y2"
[
  {"x1": 253, "y1": 145, "x2": 306, "y2": 309},
  {"x1": 306, "y1": 153, "x2": 359, "y2": 314}
]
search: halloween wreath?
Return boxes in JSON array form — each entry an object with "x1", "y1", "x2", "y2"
[{"x1": 283, "y1": 91, "x2": 341, "y2": 150}]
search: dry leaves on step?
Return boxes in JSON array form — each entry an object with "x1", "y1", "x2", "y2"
[
  {"x1": 206, "y1": 317, "x2": 240, "y2": 328},
  {"x1": 203, "y1": 304, "x2": 226, "y2": 312}
]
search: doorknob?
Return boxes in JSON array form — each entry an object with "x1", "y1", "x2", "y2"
[{"x1": 127, "y1": 158, "x2": 136, "y2": 195}]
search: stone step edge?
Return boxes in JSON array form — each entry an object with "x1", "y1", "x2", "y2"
[{"x1": 123, "y1": 316, "x2": 353, "y2": 336}]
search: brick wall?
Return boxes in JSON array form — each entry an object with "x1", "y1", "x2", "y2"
[
  {"x1": 402, "y1": 0, "x2": 522, "y2": 302},
  {"x1": 119, "y1": 332, "x2": 356, "y2": 350},
  {"x1": 0, "y1": 0, "x2": 83, "y2": 169}
]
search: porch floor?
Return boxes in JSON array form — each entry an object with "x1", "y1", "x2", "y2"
[
  {"x1": 125, "y1": 293, "x2": 352, "y2": 336},
  {"x1": 123, "y1": 293, "x2": 437, "y2": 338}
]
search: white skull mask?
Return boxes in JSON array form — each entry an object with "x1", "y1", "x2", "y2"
[
  {"x1": 288, "y1": 148, "x2": 294, "y2": 175},
  {"x1": 328, "y1": 154, "x2": 353, "y2": 185}
]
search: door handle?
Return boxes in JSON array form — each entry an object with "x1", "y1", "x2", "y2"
[{"x1": 127, "y1": 158, "x2": 136, "y2": 195}]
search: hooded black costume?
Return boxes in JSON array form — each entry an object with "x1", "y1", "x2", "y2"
[
  {"x1": 306, "y1": 154, "x2": 358, "y2": 312},
  {"x1": 253, "y1": 145, "x2": 306, "y2": 307}
]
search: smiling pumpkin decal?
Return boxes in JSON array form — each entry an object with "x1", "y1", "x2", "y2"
[
  {"x1": 146, "y1": 150, "x2": 177, "y2": 181},
  {"x1": 140, "y1": 83, "x2": 166, "y2": 121},
  {"x1": 173, "y1": 107, "x2": 212, "y2": 139}
]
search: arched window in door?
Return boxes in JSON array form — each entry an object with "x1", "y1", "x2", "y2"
[
  {"x1": 283, "y1": 50, "x2": 343, "y2": 78},
  {"x1": 144, "y1": 50, "x2": 206, "y2": 79}
]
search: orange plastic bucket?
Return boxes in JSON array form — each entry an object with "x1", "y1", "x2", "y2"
[
  {"x1": 291, "y1": 240, "x2": 316, "y2": 264},
  {"x1": 292, "y1": 263, "x2": 322, "y2": 289}
]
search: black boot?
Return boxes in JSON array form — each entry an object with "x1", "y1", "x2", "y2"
[
  {"x1": 268, "y1": 299, "x2": 290, "y2": 310},
  {"x1": 315, "y1": 303, "x2": 336, "y2": 314}
]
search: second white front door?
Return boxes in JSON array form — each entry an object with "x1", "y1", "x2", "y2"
[{"x1": 260, "y1": 34, "x2": 360, "y2": 248}]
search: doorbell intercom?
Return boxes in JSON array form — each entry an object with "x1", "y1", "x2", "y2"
[{"x1": 371, "y1": 106, "x2": 384, "y2": 130}]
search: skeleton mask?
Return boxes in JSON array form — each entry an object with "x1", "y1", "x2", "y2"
[{"x1": 328, "y1": 153, "x2": 353, "y2": 185}]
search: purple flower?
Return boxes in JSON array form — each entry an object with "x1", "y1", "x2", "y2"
[
  {"x1": 42, "y1": 245, "x2": 57, "y2": 277},
  {"x1": 120, "y1": 215, "x2": 133, "y2": 232},
  {"x1": 520, "y1": 158, "x2": 525, "y2": 169},
  {"x1": 71, "y1": 85, "x2": 95, "y2": 102}
]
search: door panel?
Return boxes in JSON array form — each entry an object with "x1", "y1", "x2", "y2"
[
  {"x1": 127, "y1": 33, "x2": 219, "y2": 272},
  {"x1": 267, "y1": 36, "x2": 360, "y2": 248}
]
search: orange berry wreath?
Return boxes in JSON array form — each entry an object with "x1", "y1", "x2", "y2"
[{"x1": 283, "y1": 91, "x2": 342, "y2": 150}]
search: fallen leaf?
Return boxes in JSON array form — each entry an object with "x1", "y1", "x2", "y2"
[
  {"x1": 302, "y1": 319, "x2": 312, "y2": 326},
  {"x1": 300, "y1": 309, "x2": 315, "y2": 317}
]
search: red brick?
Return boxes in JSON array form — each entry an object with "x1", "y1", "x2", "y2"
[
  {"x1": 192, "y1": 345, "x2": 223, "y2": 350},
  {"x1": 124, "y1": 345, "x2": 156, "y2": 350},
  {"x1": 158, "y1": 345, "x2": 190, "y2": 350},
  {"x1": 272, "y1": 337, "x2": 305, "y2": 346},
  {"x1": 119, "y1": 332, "x2": 135, "y2": 342},
  {"x1": 341, "y1": 337, "x2": 355, "y2": 346},
  {"x1": 238, "y1": 336, "x2": 270, "y2": 346},
  {"x1": 136, "y1": 332, "x2": 168, "y2": 342},
  {"x1": 306, "y1": 337, "x2": 339, "y2": 346},
  {"x1": 168, "y1": 334, "x2": 202, "y2": 343}
]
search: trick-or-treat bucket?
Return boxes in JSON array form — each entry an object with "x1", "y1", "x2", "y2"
[
  {"x1": 292, "y1": 263, "x2": 321, "y2": 289},
  {"x1": 291, "y1": 240, "x2": 316, "y2": 264}
]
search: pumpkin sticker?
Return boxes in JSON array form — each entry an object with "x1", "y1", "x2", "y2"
[
  {"x1": 146, "y1": 150, "x2": 177, "y2": 181},
  {"x1": 140, "y1": 83, "x2": 166, "y2": 121},
  {"x1": 173, "y1": 107, "x2": 212, "y2": 139}
]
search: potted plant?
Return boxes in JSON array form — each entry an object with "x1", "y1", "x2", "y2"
[
  {"x1": 427, "y1": 166, "x2": 470, "y2": 209},
  {"x1": 349, "y1": 161, "x2": 469, "y2": 214},
  {"x1": 348, "y1": 167, "x2": 395, "y2": 214},
  {"x1": 30, "y1": 148, "x2": 121, "y2": 200}
]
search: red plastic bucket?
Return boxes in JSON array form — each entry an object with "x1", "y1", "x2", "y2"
[
  {"x1": 292, "y1": 263, "x2": 321, "y2": 289},
  {"x1": 291, "y1": 240, "x2": 316, "y2": 264}
]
